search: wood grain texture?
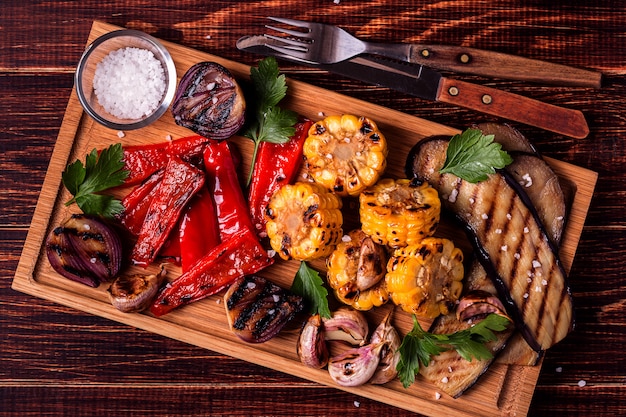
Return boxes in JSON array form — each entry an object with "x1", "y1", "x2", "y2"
[{"x1": 2, "y1": 2, "x2": 625, "y2": 417}]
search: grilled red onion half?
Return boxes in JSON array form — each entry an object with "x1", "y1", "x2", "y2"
[
  {"x1": 45, "y1": 214, "x2": 122, "y2": 287},
  {"x1": 172, "y1": 62, "x2": 246, "y2": 140}
]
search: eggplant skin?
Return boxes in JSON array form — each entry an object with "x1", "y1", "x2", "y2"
[
  {"x1": 406, "y1": 137, "x2": 574, "y2": 352},
  {"x1": 172, "y1": 62, "x2": 246, "y2": 140},
  {"x1": 224, "y1": 275, "x2": 304, "y2": 343}
]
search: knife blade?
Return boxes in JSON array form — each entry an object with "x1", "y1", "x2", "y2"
[{"x1": 237, "y1": 35, "x2": 589, "y2": 139}]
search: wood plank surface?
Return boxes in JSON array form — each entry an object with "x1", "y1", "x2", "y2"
[{"x1": 2, "y1": 2, "x2": 625, "y2": 416}]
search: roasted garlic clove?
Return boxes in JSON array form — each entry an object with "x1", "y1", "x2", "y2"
[
  {"x1": 369, "y1": 311, "x2": 401, "y2": 384},
  {"x1": 108, "y1": 264, "x2": 167, "y2": 313},
  {"x1": 328, "y1": 342, "x2": 383, "y2": 387},
  {"x1": 456, "y1": 290, "x2": 511, "y2": 322},
  {"x1": 355, "y1": 234, "x2": 387, "y2": 291},
  {"x1": 322, "y1": 307, "x2": 369, "y2": 346},
  {"x1": 297, "y1": 314, "x2": 329, "y2": 369}
]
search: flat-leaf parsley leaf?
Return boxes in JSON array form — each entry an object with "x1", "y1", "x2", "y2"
[
  {"x1": 439, "y1": 129, "x2": 513, "y2": 183},
  {"x1": 62, "y1": 143, "x2": 128, "y2": 218},
  {"x1": 291, "y1": 261, "x2": 331, "y2": 319},
  {"x1": 243, "y1": 57, "x2": 298, "y2": 186}
]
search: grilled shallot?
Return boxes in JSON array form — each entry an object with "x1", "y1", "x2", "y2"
[
  {"x1": 297, "y1": 314, "x2": 329, "y2": 369},
  {"x1": 108, "y1": 264, "x2": 167, "y2": 313},
  {"x1": 224, "y1": 275, "x2": 304, "y2": 343}
]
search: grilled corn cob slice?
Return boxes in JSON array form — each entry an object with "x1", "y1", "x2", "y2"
[
  {"x1": 303, "y1": 114, "x2": 388, "y2": 197},
  {"x1": 385, "y1": 237, "x2": 464, "y2": 318},
  {"x1": 360, "y1": 178, "x2": 441, "y2": 248},
  {"x1": 326, "y1": 229, "x2": 389, "y2": 311},
  {"x1": 265, "y1": 182, "x2": 343, "y2": 261}
]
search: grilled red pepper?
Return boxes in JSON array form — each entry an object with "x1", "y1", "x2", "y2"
[
  {"x1": 149, "y1": 227, "x2": 273, "y2": 316},
  {"x1": 247, "y1": 119, "x2": 313, "y2": 238},
  {"x1": 122, "y1": 135, "x2": 209, "y2": 186},
  {"x1": 131, "y1": 156, "x2": 205, "y2": 267},
  {"x1": 203, "y1": 140, "x2": 254, "y2": 241},
  {"x1": 179, "y1": 186, "x2": 221, "y2": 272},
  {"x1": 118, "y1": 169, "x2": 164, "y2": 235}
]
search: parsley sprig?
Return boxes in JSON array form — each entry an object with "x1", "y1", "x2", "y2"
[
  {"x1": 291, "y1": 261, "x2": 331, "y2": 319},
  {"x1": 439, "y1": 129, "x2": 513, "y2": 183},
  {"x1": 397, "y1": 314, "x2": 511, "y2": 388},
  {"x1": 62, "y1": 143, "x2": 128, "y2": 218},
  {"x1": 243, "y1": 57, "x2": 298, "y2": 186}
]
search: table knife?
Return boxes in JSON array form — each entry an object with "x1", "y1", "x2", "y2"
[{"x1": 237, "y1": 35, "x2": 589, "y2": 139}]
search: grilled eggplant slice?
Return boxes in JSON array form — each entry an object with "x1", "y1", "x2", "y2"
[
  {"x1": 406, "y1": 137, "x2": 574, "y2": 352},
  {"x1": 224, "y1": 275, "x2": 304, "y2": 343}
]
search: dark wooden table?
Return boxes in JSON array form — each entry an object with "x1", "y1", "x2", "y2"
[{"x1": 2, "y1": 1, "x2": 624, "y2": 416}]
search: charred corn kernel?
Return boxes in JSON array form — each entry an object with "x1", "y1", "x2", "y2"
[
  {"x1": 303, "y1": 114, "x2": 388, "y2": 197},
  {"x1": 265, "y1": 182, "x2": 343, "y2": 261},
  {"x1": 385, "y1": 237, "x2": 464, "y2": 318},
  {"x1": 326, "y1": 229, "x2": 390, "y2": 311},
  {"x1": 360, "y1": 178, "x2": 441, "y2": 248}
]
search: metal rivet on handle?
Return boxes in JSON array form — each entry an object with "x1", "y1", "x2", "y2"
[
  {"x1": 459, "y1": 53, "x2": 471, "y2": 64},
  {"x1": 448, "y1": 86, "x2": 459, "y2": 96},
  {"x1": 421, "y1": 49, "x2": 430, "y2": 58},
  {"x1": 482, "y1": 94, "x2": 493, "y2": 104}
]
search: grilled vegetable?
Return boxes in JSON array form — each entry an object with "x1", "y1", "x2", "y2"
[
  {"x1": 265, "y1": 182, "x2": 343, "y2": 261},
  {"x1": 297, "y1": 314, "x2": 329, "y2": 368},
  {"x1": 322, "y1": 307, "x2": 369, "y2": 346},
  {"x1": 172, "y1": 62, "x2": 246, "y2": 140},
  {"x1": 328, "y1": 342, "x2": 384, "y2": 387},
  {"x1": 385, "y1": 237, "x2": 464, "y2": 318},
  {"x1": 45, "y1": 214, "x2": 122, "y2": 287},
  {"x1": 419, "y1": 261, "x2": 514, "y2": 397},
  {"x1": 326, "y1": 229, "x2": 389, "y2": 311},
  {"x1": 131, "y1": 156, "x2": 205, "y2": 267},
  {"x1": 303, "y1": 114, "x2": 388, "y2": 196},
  {"x1": 369, "y1": 311, "x2": 401, "y2": 385},
  {"x1": 476, "y1": 123, "x2": 568, "y2": 245},
  {"x1": 406, "y1": 137, "x2": 574, "y2": 351},
  {"x1": 108, "y1": 264, "x2": 167, "y2": 313},
  {"x1": 224, "y1": 275, "x2": 304, "y2": 343},
  {"x1": 359, "y1": 178, "x2": 441, "y2": 248}
]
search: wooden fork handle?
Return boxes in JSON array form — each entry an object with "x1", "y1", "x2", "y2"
[
  {"x1": 409, "y1": 44, "x2": 602, "y2": 88},
  {"x1": 437, "y1": 77, "x2": 590, "y2": 138}
]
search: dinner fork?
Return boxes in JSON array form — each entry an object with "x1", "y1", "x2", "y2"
[{"x1": 264, "y1": 17, "x2": 601, "y2": 88}]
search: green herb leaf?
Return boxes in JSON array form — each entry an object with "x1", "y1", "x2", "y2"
[
  {"x1": 397, "y1": 314, "x2": 511, "y2": 388},
  {"x1": 439, "y1": 129, "x2": 513, "y2": 183},
  {"x1": 62, "y1": 143, "x2": 129, "y2": 218},
  {"x1": 291, "y1": 261, "x2": 331, "y2": 319},
  {"x1": 243, "y1": 57, "x2": 298, "y2": 186}
]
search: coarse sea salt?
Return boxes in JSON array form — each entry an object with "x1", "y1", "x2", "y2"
[{"x1": 93, "y1": 47, "x2": 166, "y2": 120}]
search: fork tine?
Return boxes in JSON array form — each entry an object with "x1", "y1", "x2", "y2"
[
  {"x1": 265, "y1": 42, "x2": 311, "y2": 61},
  {"x1": 267, "y1": 16, "x2": 311, "y2": 28},
  {"x1": 263, "y1": 34, "x2": 309, "y2": 51},
  {"x1": 265, "y1": 24, "x2": 311, "y2": 39}
]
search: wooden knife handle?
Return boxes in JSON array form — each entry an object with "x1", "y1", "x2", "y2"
[
  {"x1": 437, "y1": 77, "x2": 589, "y2": 138},
  {"x1": 410, "y1": 44, "x2": 602, "y2": 88}
]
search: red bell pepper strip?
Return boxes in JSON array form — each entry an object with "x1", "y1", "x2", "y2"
[
  {"x1": 203, "y1": 140, "x2": 254, "y2": 241},
  {"x1": 247, "y1": 119, "x2": 312, "y2": 238},
  {"x1": 149, "y1": 227, "x2": 273, "y2": 316},
  {"x1": 131, "y1": 156, "x2": 205, "y2": 267},
  {"x1": 122, "y1": 135, "x2": 209, "y2": 186},
  {"x1": 178, "y1": 186, "x2": 221, "y2": 272},
  {"x1": 117, "y1": 169, "x2": 164, "y2": 235}
]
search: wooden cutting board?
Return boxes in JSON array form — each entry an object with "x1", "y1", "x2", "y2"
[{"x1": 12, "y1": 21, "x2": 598, "y2": 416}]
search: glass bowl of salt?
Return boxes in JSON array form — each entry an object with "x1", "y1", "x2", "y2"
[{"x1": 75, "y1": 29, "x2": 177, "y2": 130}]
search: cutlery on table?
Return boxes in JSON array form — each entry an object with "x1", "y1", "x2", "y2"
[
  {"x1": 237, "y1": 35, "x2": 590, "y2": 139},
  {"x1": 264, "y1": 16, "x2": 602, "y2": 88}
]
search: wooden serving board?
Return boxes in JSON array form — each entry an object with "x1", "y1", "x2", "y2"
[{"x1": 12, "y1": 21, "x2": 598, "y2": 416}]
